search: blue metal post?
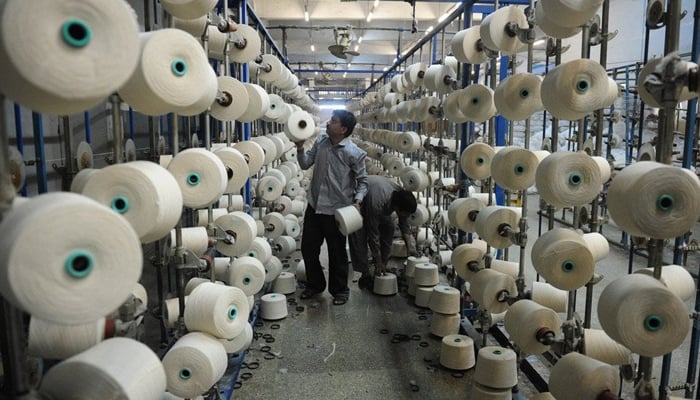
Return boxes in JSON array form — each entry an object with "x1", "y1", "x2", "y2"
[
  {"x1": 128, "y1": 107, "x2": 135, "y2": 140},
  {"x1": 31, "y1": 113, "x2": 47, "y2": 193},
  {"x1": 83, "y1": 111, "x2": 92, "y2": 144},
  {"x1": 685, "y1": 2, "x2": 700, "y2": 398},
  {"x1": 239, "y1": 0, "x2": 252, "y2": 210},
  {"x1": 13, "y1": 104, "x2": 26, "y2": 196},
  {"x1": 493, "y1": 56, "x2": 508, "y2": 207},
  {"x1": 166, "y1": 115, "x2": 172, "y2": 150}
]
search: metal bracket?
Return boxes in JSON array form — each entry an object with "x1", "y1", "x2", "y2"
[
  {"x1": 545, "y1": 38, "x2": 571, "y2": 58},
  {"x1": 589, "y1": 15, "x2": 619, "y2": 46},
  {"x1": 644, "y1": 52, "x2": 697, "y2": 107}
]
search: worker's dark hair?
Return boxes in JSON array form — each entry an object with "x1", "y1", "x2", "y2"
[
  {"x1": 332, "y1": 109, "x2": 357, "y2": 137},
  {"x1": 391, "y1": 190, "x2": 418, "y2": 214}
]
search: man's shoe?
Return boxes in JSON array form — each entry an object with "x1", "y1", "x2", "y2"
[{"x1": 358, "y1": 274, "x2": 374, "y2": 290}]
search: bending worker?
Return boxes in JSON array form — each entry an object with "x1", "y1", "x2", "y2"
[
  {"x1": 295, "y1": 109, "x2": 368, "y2": 306},
  {"x1": 349, "y1": 175, "x2": 419, "y2": 289}
]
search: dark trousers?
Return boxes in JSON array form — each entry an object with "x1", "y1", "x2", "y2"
[
  {"x1": 348, "y1": 214, "x2": 394, "y2": 275},
  {"x1": 301, "y1": 206, "x2": 349, "y2": 297}
]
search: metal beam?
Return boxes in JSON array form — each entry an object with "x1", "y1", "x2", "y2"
[
  {"x1": 246, "y1": 3, "x2": 293, "y2": 70},
  {"x1": 361, "y1": 0, "x2": 472, "y2": 94},
  {"x1": 297, "y1": 68, "x2": 388, "y2": 74},
  {"x1": 265, "y1": 25, "x2": 412, "y2": 32}
]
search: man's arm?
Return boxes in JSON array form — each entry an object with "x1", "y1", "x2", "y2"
[
  {"x1": 352, "y1": 151, "x2": 368, "y2": 204},
  {"x1": 398, "y1": 214, "x2": 419, "y2": 256},
  {"x1": 296, "y1": 138, "x2": 317, "y2": 170}
]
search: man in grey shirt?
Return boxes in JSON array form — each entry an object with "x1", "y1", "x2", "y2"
[
  {"x1": 295, "y1": 110, "x2": 368, "y2": 305},
  {"x1": 348, "y1": 175, "x2": 419, "y2": 289}
]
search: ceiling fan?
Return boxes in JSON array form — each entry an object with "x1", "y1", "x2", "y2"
[{"x1": 328, "y1": 26, "x2": 360, "y2": 59}]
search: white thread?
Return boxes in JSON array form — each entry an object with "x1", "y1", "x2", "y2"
[
  {"x1": 184, "y1": 282, "x2": 249, "y2": 339},
  {"x1": 0, "y1": 193, "x2": 142, "y2": 324}
]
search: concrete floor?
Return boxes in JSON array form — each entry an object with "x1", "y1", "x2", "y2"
[
  {"x1": 142, "y1": 192, "x2": 700, "y2": 400},
  {"x1": 231, "y1": 192, "x2": 700, "y2": 400},
  {"x1": 230, "y1": 266, "x2": 537, "y2": 400}
]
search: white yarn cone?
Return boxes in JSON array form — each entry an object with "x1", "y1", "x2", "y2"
[
  {"x1": 540, "y1": 0, "x2": 604, "y2": 28},
  {"x1": 490, "y1": 146, "x2": 541, "y2": 191},
  {"x1": 232, "y1": 140, "x2": 266, "y2": 177},
  {"x1": 535, "y1": 151, "x2": 603, "y2": 208},
  {"x1": 480, "y1": 6, "x2": 528, "y2": 54},
  {"x1": 160, "y1": 0, "x2": 217, "y2": 19},
  {"x1": 458, "y1": 85, "x2": 497, "y2": 123},
  {"x1": 549, "y1": 352, "x2": 620, "y2": 400},
  {"x1": 541, "y1": 59, "x2": 618, "y2": 121},
  {"x1": 39, "y1": 337, "x2": 166, "y2": 400},
  {"x1": 451, "y1": 26, "x2": 490, "y2": 64},
  {"x1": 210, "y1": 76, "x2": 249, "y2": 122},
  {"x1": 531, "y1": 228, "x2": 595, "y2": 291},
  {"x1": 598, "y1": 274, "x2": 690, "y2": 357},
  {"x1": 0, "y1": 0, "x2": 140, "y2": 115},
  {"x1": 494, "y1": 73, "x2": 544, "y2": 121},
  {"x1": 504, "y1": 299, "x2": 561, "y2": 355},
  {"x1": 535, "y1": 1, "x2": 582, "y2": 39},
  {"x1": 460, "y1": 143, "x2": 496, "y2": 180},
  {"x1": 119, "y1": 29, "x2": 217, "y2": 116},
  {"x1": 607, "y1": 161, "x2": 700, "y2": 239},
  {"x1": 162, "y1": 332, "x2": 227, "y2": 398},
  {"x1": 0, "y1": 193, "x2": 142, "y2": 325},
  {"x1": 167, "y1": 148, "x2": 228, "y2": 208},
  {"x1": 184, "y1": 282, "x2": 249, "y2": 339}
]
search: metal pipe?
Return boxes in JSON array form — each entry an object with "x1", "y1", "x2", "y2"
[
  {"x1": 144, "y1": 0, "x2": 159, "y2": 162},
  {"x1": 456, "y1": 4, "x2": 473, "y2": 247},
  {"x1": 572, "y1": 23, "x2": 591, "y2": 231},
  {"x1": 363, "y1": 0, "x2": 472, "y2": 94},
  {"x1": 13, "y1": 104, "x2": 26, "y2": 196},
  {"x1": 83, "y1": 111, "x2": 92, "y2": 144},
  {"x1": 0, "y1": 299, "x2": 30, "y2": 397},
  {"x1": 128, "y1": 107, "x2": 135, "y2": 141},
  {"x1": 654, "y1": 2, "x2": 683, "y2": 397},
  {"x1": 61, "y1": 116, "x2": 76, "y2": 191},
  {"x1": 246, "y1": 3, "x2": 289, "y2": 66},
  {"x1": 238, "y1": 0, "x2": 252, "y2": 210},
  {"x1": 516, "y1": 2, "x2": 535, "y2": 296},
  {"x1": 110, "y1": 95, "x2": 124, "y2": 164},
  {"x1": 0, "y1": 96, "x2": 30, "y2": 397},
  {"x1": 31, "y1": 112, "x2": 48, "y2": 193},
  {"x1": 685, "y1": 3, "x2": 700, "y2": 397},
  {"x1": 1, "y1": 97, "x2": 15, "y2": 213},
  {"x1": 657, "y1": 0, "x2": 682, "y2": 165},
  {"x1": 585, "y1": 0, "x2": 610, "y2": 330},
  {"x1": 172, "y1": 114, "x2": 179, "y2": 156},
  {"x1": 546, "y1": 39, "x2": 563, "y2": 233}
]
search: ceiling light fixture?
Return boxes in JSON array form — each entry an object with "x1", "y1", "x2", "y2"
[
  {"x1": 304, "y1": 9, "x2": 309, "y2": 21},
  {"x1": 310, "y1": 43, "x2": 315, "y2": 52},
  {"x1": 366, "y1": 11, "x2": 373, "y2": 22},
  {"x1": 358, "y1": 36, "x2": 363, "y2": 44},
  {"x1": 354, "y1": 44, "x2": 359, "y2": 52},
  {"x1": 373, "y1": 0, "x2": 380, "y2": 7}
]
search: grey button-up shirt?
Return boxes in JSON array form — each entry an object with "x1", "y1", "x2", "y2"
[
  {"x1": 297, "y1": 134, "x2": 368, "y2": 215},
  {"x1": 362, "y1": 175, "x2": 411, "y2": 246}
]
